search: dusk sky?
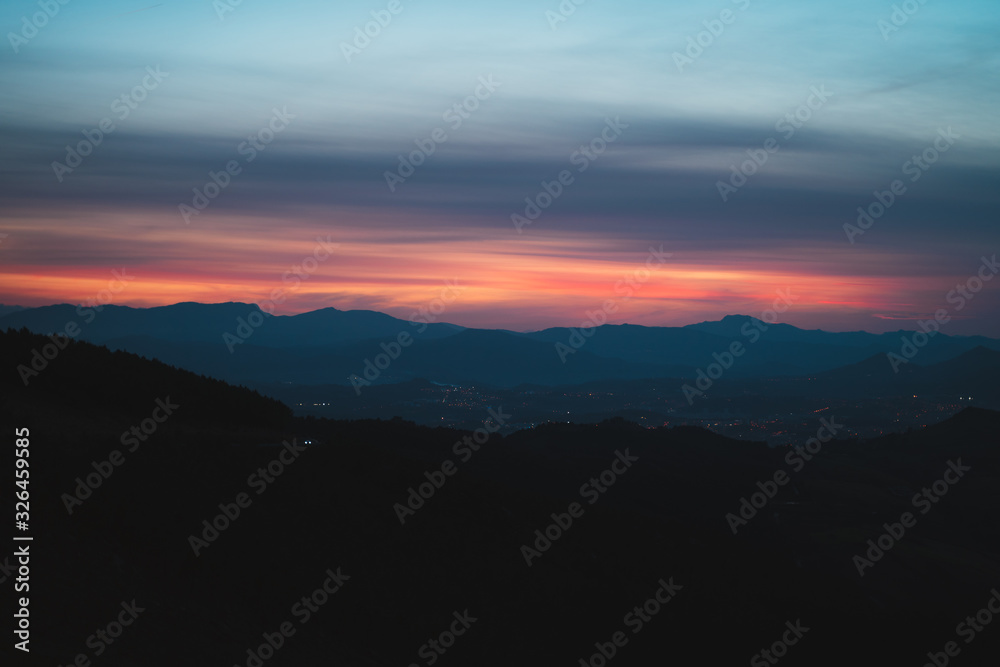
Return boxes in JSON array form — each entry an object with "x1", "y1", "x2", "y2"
[{"x1": 2, "y1": 0, "x2": 999, "y2": 334}]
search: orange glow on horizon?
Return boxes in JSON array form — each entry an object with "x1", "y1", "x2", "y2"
[{"x1": 0, "y1": 206, "x2": 954, "y2": 331}]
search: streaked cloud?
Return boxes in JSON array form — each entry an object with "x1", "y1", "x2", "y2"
[{"x1": 1, "y1": 0, "x2": 998, "y2": 334}]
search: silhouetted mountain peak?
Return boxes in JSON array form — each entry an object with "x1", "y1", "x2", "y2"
[{"x1": 686, "y1": 314, "x2": 786, "y2": 337}]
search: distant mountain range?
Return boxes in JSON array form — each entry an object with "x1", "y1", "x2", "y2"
[
  {"x1": 2, "y1": 302, "x2": 998, "y2": 388},
  {"x1": 0, "y1": 303, "x2": 26, "y2": 318}
]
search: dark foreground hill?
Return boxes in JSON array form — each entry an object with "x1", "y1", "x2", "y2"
[
  {"x1": 1, "y1": 327, "x2": 292, "y2": 432},
  {"x1": 3, "y1": 332, "x2": 1000, "y2": 666}
]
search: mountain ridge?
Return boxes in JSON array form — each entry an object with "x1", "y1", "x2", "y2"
[{"x1": 3, "y1": 302, "x2": 998, "y2": 389}]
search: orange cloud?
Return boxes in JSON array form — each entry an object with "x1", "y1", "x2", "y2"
[{"x1": 0, "y1": 205, "x2": 953, "y2": 332}]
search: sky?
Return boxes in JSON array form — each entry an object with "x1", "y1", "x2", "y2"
[{"x1": 1, "y1": 0, "x2": 999, "y2": 335}]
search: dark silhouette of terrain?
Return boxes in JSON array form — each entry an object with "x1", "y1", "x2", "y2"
[
  {"x1": 2, "y1": 330, "x2": 1000, "y2": 666},
  {"x1": 3, "y1": 303, "x2": 998, "y2": 388}
]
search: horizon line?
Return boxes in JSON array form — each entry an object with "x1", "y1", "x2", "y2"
[{"x1": 2, "y1": 300, "x2": 997, "y2": 340}]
